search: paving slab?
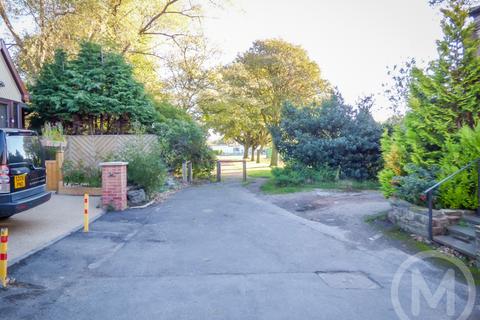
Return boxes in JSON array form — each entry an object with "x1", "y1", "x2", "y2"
[{"x1": 0, "y1": 194, "x2": 103, "y2": 264}]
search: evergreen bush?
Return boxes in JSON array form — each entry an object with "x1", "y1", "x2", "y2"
[
  {"x1": 271, "y1": 94, "x2": 382, "y2": 181},
  {"x1": 30, "y1": 42, "x2": 156, "y2": 134}
]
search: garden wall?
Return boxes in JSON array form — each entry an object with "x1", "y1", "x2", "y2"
[
  {"x1": 388, "y1": 198, "x2": 467, "y2": 238},
  {"x1": 64, "y1": 134, "x2": 157, "y2": 167}
]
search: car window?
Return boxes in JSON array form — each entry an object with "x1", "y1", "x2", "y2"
[{"x1": 6, "y1": 134, "x2": 43, "y2": 167}]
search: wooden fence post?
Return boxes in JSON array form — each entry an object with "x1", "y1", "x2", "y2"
[
  {"x1": 55, "y1": 149, "x2": 64, "y2": 191},
  {"x1": 182, "y1": 161, "x2": 187, "y2": 183},
  {"x1": 216, "y1": 161, "x2": 221, "y2": 182},
  {"x1": 188, "y1": 161, "x2": 193, "y2": 183},
  {"x1": 243, "y1": 160, "x2": 247, "y2": 182}
]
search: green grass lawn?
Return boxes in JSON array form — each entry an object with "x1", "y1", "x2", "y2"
[
  {"x1": 258, "y1": 177, "x2": 379, "y2": 194},
  {"x1": 247, "y1": 168, "x2": 273, "y2": 179}
]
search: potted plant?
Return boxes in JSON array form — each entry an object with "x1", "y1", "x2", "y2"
[{"x1": 40, "y1": 122, "x2": 68, "y2": 149}]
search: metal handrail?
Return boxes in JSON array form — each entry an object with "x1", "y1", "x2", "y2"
[{"x1": 422, "y1": 158, "x2": 480, "y2": 240}]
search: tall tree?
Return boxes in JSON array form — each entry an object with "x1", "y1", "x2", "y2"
[
  {"x1": 0, "y1": 0, "x2": 219, "y2": 89},
  {"x1": 406, "y1": 0, "x2": 480, "y2": 166},
  {"x1": 236, "y1": 39, "x2": 329, "y2": 166},
  {"x1": 162, "y1": 35, "x2": 217, "y2": 117},
  {"x1": 30, "y1": 42, "x2": 156, "y2": 134},
  {"x1": 200, "y1": 62, "x2": 268, "y2": 158}
]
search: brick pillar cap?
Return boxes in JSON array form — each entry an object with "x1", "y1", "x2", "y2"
[{"x1": 99, "y1": 161, "x2": 128, "y2": 167}]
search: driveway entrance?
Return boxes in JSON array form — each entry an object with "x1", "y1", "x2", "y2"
[{"x1": 0, "y1": 183, "x2": 478, "y2": 319}]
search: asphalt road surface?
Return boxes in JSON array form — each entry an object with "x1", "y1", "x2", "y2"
[{"x1": 0, "y1": 182, "x2": 478, "y2": 319}]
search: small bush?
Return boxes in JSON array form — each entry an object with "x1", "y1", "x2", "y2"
[
  {"x1": 155, "y1": 119, "x2": 215, "y2": 178},
  {"x1": 41, "y1": 122, "x2": 66, "y2": 142},
  {"x1": 114, "y1": 141, "x2": 167, "y2": 196},
  {"x1": 272, "y1": 163, "x2": 337, "y2": 187},
  {"x1": 394, "y1": 164, "x2": 438, "y2": 206},
  {"x1": 62, "y1": 160, "x2": 101, "y2": 187},
  {"x1": 378, "y1": 168, "x2": 396, "y2": 197}
]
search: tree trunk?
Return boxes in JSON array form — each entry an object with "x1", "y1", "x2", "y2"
[
  {"x1": 270, "y1": 143, "x2": 279, "y2": 167},
  {"x1": 251, "y1": 145, "x2": 256, "y2": 162},
  {"x1": 256, "y1": 147, "x2": 262, "y2": 164},
  {"x1": 243, "y1": 143, "x2": 250, "y2": 159}
]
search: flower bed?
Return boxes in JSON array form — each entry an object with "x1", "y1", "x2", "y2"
[{"x1": 57, "y1": 181, "x2": 102, "y2": 196}]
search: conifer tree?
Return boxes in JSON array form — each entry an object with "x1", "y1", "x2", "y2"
[
  {"x1": 406, "y1": 0, "x2": 480, "y2": 166},
  {"x1": 30, "y1": 42, "x2": 156, "y2": 134}
]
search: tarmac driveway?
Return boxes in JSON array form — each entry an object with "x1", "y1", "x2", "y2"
[{"x1": 0, "y1": 183, "x2": 478, "y2": 319}]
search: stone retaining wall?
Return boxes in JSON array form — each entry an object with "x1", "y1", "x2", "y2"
[{"x1": 388, "y1": 198, "x2": 464, "y2": 237}]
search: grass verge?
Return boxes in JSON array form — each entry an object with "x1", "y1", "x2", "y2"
[
  {"x1": 247, "y1": 168, "x2": 273, "y2": 179},
  {"x1": 260, "y1": 178, "x2": 379, "y2": 194}
]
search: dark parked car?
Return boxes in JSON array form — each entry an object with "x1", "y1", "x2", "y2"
[{"x1": 0, "y1": 129, "x2": 51, "y2": 218}]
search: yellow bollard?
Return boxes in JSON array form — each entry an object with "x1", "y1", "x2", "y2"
[
  {"x1": 0, "y1": 228, "x2": 8, "y2": 287},
  {"x1": 83, "y1": 194, "x2": 89, "y2": 232}
]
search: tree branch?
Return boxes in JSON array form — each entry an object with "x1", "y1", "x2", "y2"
[
  {"x1": 139, "y1": 0, "x2": 179, "y2": 34},
  {"x1": 0, "y1": 0, "x2": 23, "y2": 46}
]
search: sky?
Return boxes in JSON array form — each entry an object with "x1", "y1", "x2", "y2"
[
  {"x1": 0, "y1": 0, "x2": 444, "y2": 122},
  {"x1": 202, "y1": 0, "x2": 444, "y2": 121}
]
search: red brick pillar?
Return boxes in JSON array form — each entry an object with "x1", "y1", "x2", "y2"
[{"x1": 100, "y1": 162, "x2": 128, "y2": 211}]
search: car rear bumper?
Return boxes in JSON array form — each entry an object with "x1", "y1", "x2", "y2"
[{"x1": 0, "y1": 189, "x2": 51, "y2": 217}]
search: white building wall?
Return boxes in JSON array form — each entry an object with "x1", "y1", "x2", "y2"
[{"x1": 0, "y1": 53, "x2": 22, "y2": 102}]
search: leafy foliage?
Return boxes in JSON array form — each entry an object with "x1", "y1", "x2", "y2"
[
  {"x1": 200, "y1": 62, "x2": 269, "y2": 158},
  {"x1": 202, "y1": 39, "x2": 330, "y2": 165},
  {"x1": 62, "y1": 161, "x2": 102, "y2": 187},
  {"x1": 30, "y1": 42, "x2": 156, "y2": 134},
  {"x1": 113, "y1": 141, "x2": 167, "y2": 196},
  {"x1": 41, "y1": 122, "x2": 66, "y2": 142},
  {"x1": 271, "y1": 94, "x2": 382, "y2": 181},
  {"x1": 155, "y1": 117, "x2": 215, "y2": 178},
  {"x1": 394, "y1": 164, "x2": 438, "y2": 206},
  {"x1": 379, "y1": 1, "x2": 480, "y2": 209},
  {"x1": 378, "y1": 125, "x2": 408, "y2": 197},
  {"x1": 271, "y1": 164, "x2": 337, "y2": 187},
  {"x1": 0, "y1": 0, "x2": 211, "y2": 88},
  {"x1": 405, "y1": 0, "x2": 480, "y2": 166},
  {"x1": 439, "y1": 125, "x2": 480, "y2": 209}
]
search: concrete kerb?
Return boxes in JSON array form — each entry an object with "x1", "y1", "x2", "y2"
[{"x1": 8, "y1": 207, "x2": 106, "y2": 267}]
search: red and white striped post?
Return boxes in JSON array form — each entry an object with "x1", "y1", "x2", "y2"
[
  {"x1": 84, "y1": 194, "x2": 89, "y2": 232},
  {"x1": 0, "y1": 228, "x2": 8, "y2": 287}
]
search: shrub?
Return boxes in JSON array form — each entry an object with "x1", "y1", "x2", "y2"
[
  {"x1": 394, "y1": 164, "x2": 438, "y2": 206},
  {"x1": 272, "y1": 163, "x2": 337, "y2": 187},
  {"x1": 41, "y1": 122, "x2": 66, "y2": 142},
  {"x1": 62, "y1": 160, "x2": 101, "y2": 187},
  {"x1": 378, "y1": 125, "x2": 408, "y2": 197},
  {"x1": 438, "y1": 125, "x2": 480, "y2": 209},
  {"x1": 271, "y1": 94, "x2": 382, "y2": 181},
  {"x1": 114, "y1": 141, "x2": 167, "y2": 196},
  {"x1": 378, "y1": 168, "x2": 396, "y2": 198},
  {"x1": 155, "y1": 118, "x2": 215, "y2": 178},
  {"x1": 30, "y1": 42, "x2": 156, "y2": 134}
]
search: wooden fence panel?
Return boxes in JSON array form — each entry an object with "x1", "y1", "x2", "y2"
[
  {"x1": 64, "y1": 134, "x2": 157, "y2": 167},
  {"x1": 45, "y1": 160, "x2": 59, "y2": 191}
]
